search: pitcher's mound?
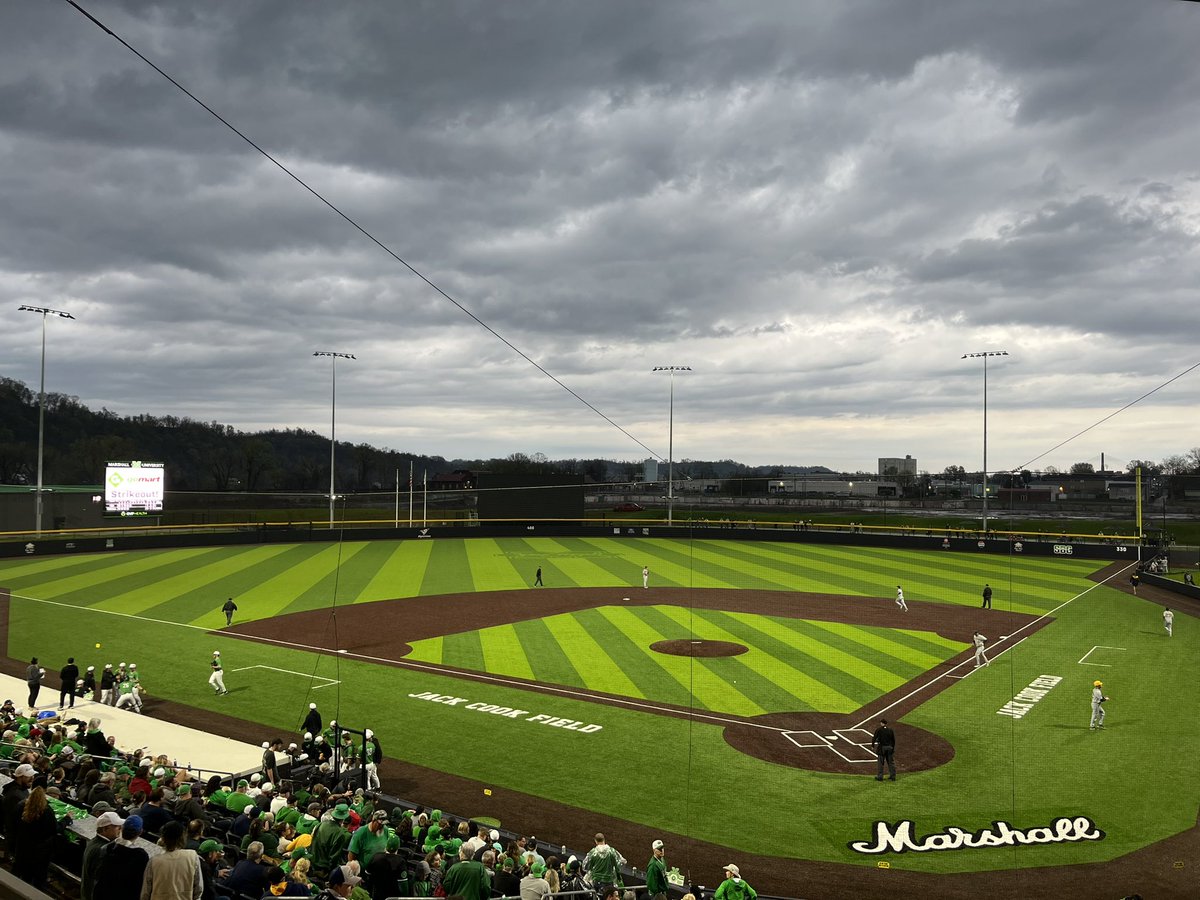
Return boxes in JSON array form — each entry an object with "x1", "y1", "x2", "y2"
[{"x1": 651, "y1": 639, "x2": 748, "y2": 658}]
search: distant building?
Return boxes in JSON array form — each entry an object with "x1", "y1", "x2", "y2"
[
  {"x1": 643, "y1": 458, "x2": 659, "y2": 483},
  {"x1": 878, "y1": 455, "x2": 917, "y2": 476}
]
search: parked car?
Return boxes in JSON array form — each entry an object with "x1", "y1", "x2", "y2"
[{"x1": 613, "y1": 502, "x2": 645, "y2": 512}]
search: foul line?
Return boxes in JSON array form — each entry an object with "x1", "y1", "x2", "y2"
[
  {"x1": 851, "y1": 562, "x2": 1139, "y2": 731},
  {"x1": 231, "y1": 664, "x2": 340, "y2": 686}
]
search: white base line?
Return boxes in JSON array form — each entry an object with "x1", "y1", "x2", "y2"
[
  {"x1": 231, "y1": 664, "x2": 339, "y2": 685},
  {"x1": 851, "y1": 562, "x2": 1138, "y2": 731}
]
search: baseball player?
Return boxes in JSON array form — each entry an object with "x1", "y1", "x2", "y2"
[
  {"x1": 209, "y1": 651, "x2": 228, "y2": 695},
  {"x1": 642, "y1": 566, "x2": 650, "y2": 589},
  {"x1": 99, "y1": 664, "x2": 116, "y2": 705},
  {"x1": 895, "y1": 586, "x2": 907, "y2": 612},
  {"x1": 1089, "y1": 680, "x2": 1107, "y2": 730},
  {"x1": 972, "y1": 631, "x2": 989, "y2": 667},
  {"x1": 1163, "y1": 607, "x2": 1174, "y2": 637}
]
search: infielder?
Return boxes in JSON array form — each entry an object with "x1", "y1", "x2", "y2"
[
  {"x1": 1163, "y1": 607, "x2": 1174, "y2": 637},
  {"x1": 972, "y1": 631, "x2": 989, "y2": 668},
  {"x1": 209, "y1": 651, "x2": 228, "y2": 695},
  {"x1": 642, "y1": 566, "x2": 650, "y2": 589},
  {"x1": 1090, "y1": 680, "x2": 1107, "y2": 729},
  {"x1": 895, "y1": 586, "x2": 907, "y2": 612}
]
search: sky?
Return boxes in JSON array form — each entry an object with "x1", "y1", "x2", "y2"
[{"x1": 2, "y1": 1, "x2": 1199, "y2": 475}]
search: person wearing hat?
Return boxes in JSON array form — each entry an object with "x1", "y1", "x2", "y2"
[
  {"x1": 363, "y1": 728, "x2": 383, "y2": 790},
  {"x1": 310, "y1": 803, "x2": 352, "y2": 874},
  {"x1": 1090, "y1": 680, "x2": 1109, "y2": 730},
  {"x1": 714, "y1": 863, "x2": 757, "y2": 900},
  {"x1": 80, "y1": 810, "x2": 124, "y2": 900},
  {"x1": 225, "y1": 779, "x2": 254, "y2": 815},
  {"x1": 81, "y1": 665, "x2": 97, "y2": 700},
  {"x1": 366, "y1": 831, "x2": 407, "y2": 900},
  {"x1": 197, "y1": 838, "x2": 225, "y2": 899},
  {"x1": 440, "y1": 843, "x2": 491, "y2": 900},
  {"x1": 92, "y1": 814, "x2": 149, "y2": 900},
  {"x1": 347, "y1": 809, "x2": 390, "y2": 865},
  {"x1": 303, "y1": 703, "x2": 322, "y2": 737},
  {"x1": 263, "y1": 738, "x2": 284, "y2": 785},
  {"x1": 1, "y1": 762, "x2": 36, "y2": 846},
  {"x1": 209, "y1": 651, "x2": 228, "y2": 695},
  {"x1": 645, "y1": 839, "x2": 668, "y2": 900},
  {"x1": 520, "y1": 859, "x2": 552, "y2": 900},
  {"x1": 322, "y1": 864, "x2": 362, "y2": 898},
  {"x1": 492, "y1": 853, "x2": 521, "y2": 896},
  {"x1": 582, "y1": 832, "x2": 626, "y2": 897},
  {"x1": 222, "y1": 597, "x2": 238, "y2": 626}
]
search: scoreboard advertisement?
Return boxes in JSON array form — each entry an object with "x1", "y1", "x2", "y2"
[{"x1": 104, "y1": 461, "x2": 165, "y2": 517}]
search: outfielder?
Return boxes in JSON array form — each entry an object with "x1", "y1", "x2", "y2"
[
  {"x1": 972, "y1": 631, "x2": 989, "y2": 668},
  {"x1": 209, "y1": 651, "x2": 228, "y2": 695},
  {"x1": 895, "y1": 586, "x2": 907, "y2": 612},
  {"x1": 1090, "y1": 680, "x2": 1107, "y2": 730},
  {"x1": 642, "y1": 566, "x2": 650, "y2": 589},
  {"x1": 1163, "y1": 607, "x2": 1174, "y2": 637}
]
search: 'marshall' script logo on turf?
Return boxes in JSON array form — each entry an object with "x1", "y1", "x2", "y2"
[{"x1": 849, "y1": 816, "x2": 1104, "y2": 854}]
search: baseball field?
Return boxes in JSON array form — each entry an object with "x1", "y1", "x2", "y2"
[{"x1": 2, "y1": 535, "x2": 1197, "y2": 897}]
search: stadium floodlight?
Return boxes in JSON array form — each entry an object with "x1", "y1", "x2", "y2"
[
  {"x1": 652, "y1": 366, "x2": 691, "y2": 526},
  {"x1": 18, "y1": 305, "x2": 75, "y2": 536},
  {"x1": 314, "y1": 351, "x2": 356, "y2": 528},
  {"x1": 961, "y1": 350, "x2": 1009, "y2": 534}
]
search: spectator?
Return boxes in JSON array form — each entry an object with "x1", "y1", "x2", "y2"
[
  {"x1": 321, "y1": 864, "x2": 362, "y2": 898},
  {"x1": 95, "y1": 814, "x2": 150, "y2": 900},
  {"x1": 310, "y1": 803, "x2": 353, "y2": 874},
  {"x1": 11, "y1": 786, "x2": 59, "y2": 890},
  {"x1": 348, "y1": 808, "x2": 389, "y2": 864},
  {"x1": 1, "y1": 762, "x2": 35, "y2": 848},
  {"x1": 221, "y1": 840, "x2": 271, "y2": 897},
  {"x1": 88, "y1": 772, "x2": 118, "y2": 809},
  {"x1": 261, "y1": 864, "x2": 309, "y2": 897},
  {"x1": 196, "y1": 839, "x2": 224, "y2": 900},
  {"x1": 174, "y1": 783, "x2": 208, "y2": 826},
  {"x1": 139, "y1": 787, "x2": 174, "y2": 836},
  {"x1": 583, "y1": 832, "x2": 626, "y2": 897},
  {"x1": 140, "y1": 819, "x2": 202, "y2": 900},
  {"x1": 440, "y1": 843, "x2": 491, "y2": 900},
  {"x1": 493, "y1": 855, "x2": 521, "y2": 896},
  {"x1": 519, "y1": 861, "x2": 552, "y2": 900}
]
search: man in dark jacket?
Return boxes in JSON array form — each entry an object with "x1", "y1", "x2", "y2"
[
  {"x1": 1, "y1": 763, "x2": 35, "y2": 847},
  {"x1": 871, "y1": 718, "x2": 897, "y2": 781},
  {"x1": 25, "y1": 658, "x2": 42, "y2": 708},
  {"x1": 93, "y1": 815, "x2": 149, "y2": 900},
  {"x1": 303, "y1": 703, "x2": 322, "y2": 736},
  {"x1": 59, "y1": 657, "x2": 80, "y2": 710}
]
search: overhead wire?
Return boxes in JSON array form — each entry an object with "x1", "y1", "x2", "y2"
[{"x1": 64, "y1": 0, "x2": 663, "y2": 462}]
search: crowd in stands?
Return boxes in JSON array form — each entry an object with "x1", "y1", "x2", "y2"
[{"x1": 0, "y1": 698, "x2": 742, "y2": 899}]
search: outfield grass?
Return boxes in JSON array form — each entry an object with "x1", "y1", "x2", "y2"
[{"x1": 3, "y1": 537, "x2": 1197, "y2": 875}]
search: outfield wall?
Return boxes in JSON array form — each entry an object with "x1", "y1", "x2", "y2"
[{"x1": 0, "y1": 520, "x2": 1137, "y2": 561}]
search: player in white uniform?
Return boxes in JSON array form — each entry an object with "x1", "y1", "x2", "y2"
[
  {"x1": 972, "y1": 631, "x2": 989, "y2": 667},
  {"x1": 1089, "y1": 680, "x2": 1107, "y2": 729},
  {"x1": 209, "y1": 650, "x2": 228, "y2": 695},
  {"x1": 1163, "y1": 607, "x2": 1174, "y2": 637},
  {"x1": 895, "y1": 586, "x2": 907, "y2": 612},
  {"x1": 642, "y1": 566, "x2": 650, "y2": 589}
]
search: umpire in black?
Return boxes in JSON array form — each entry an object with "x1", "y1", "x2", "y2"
[{"x1": 872, "y1": 718, "x2": 896, "y2": 781}]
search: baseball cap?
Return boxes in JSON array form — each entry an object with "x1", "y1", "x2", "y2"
[
  {"x1": 328, "y1": 866, "x2": 362, "y2": 887},
  {"x1": 13, "y1": 764, "x2": 36, "y2": 778},
  {"x1": 724, "y1": 863, "x2": 740, "y2": 875},
  {"x1": 91, "y1": 801, "x2": 115, "y2": 815},
  {"x1": 124, "y1": 814, "x2": 144, "y2": 832},
  {"x1": 199, "y1": 839, "x2": 222, "y2": 853},
  {"x1": 96, "y1": 811, "x2": 124, "y2": 829},
  {"x1": 372, "y1": 809, "x2": 388, "y2": 821},
  {"x1": 309, "y1": 703, "x2": 317, "y2": 709},
  {"x1": 531, "y1": 862, "x2": 547, "y2": 877},
  {"x1": 489, "y1": 829, "x2": 499, "y2": 841},
  {"x1": 213, "y1": 651, "x2": 220, "y2": 656},
  {"x1": 1093, "y1": 680, "x2": 1103, "y2": 687},
  {"x1": 177, "y1": 783, "x2": 192, "y2": 795},
  {"x1": 87, "y1": 666, "x2": 94, "y2": 672}
]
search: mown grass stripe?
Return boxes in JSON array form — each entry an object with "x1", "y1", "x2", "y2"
[
  {"x1": 796, "y1": 619, "x2": 961, "y2": 669},
  {"x1": 441, "y1": 628, "x2": 485, "y2": 673},
  {"x1": 722, "y1": 610, "x2": 912, "y2": 688},
  {"x1": 360, "y1": 540, "x2": 435, "y2": 601},
  {"x1": 655, "y1": 605, "x2": 858, "y2": 713},
  {"x1": 513, "y1": 617, "x2": 584, "y2": 688},
  {"x1": 677, "y1": 543, "x2": 806, "y2": 591},
  {"x1": 27, "y1": 547, "x2": 224, "y2": 605},
  {"x1": 595, "y1": 606, "x2": 712, "y2": 709},
  {"x1": 521, "y1": 538, "x2": 624, "y2": 587},
  {"x1": 479, "y1": 623, "x2": 536, "y2": 681},
  {"x1": 421, "y1": 540, "x2": 471, "y2": 595},
  {"x1": 549, "y1": 611, "x2": 645, "y2": 699},
  {"x1": 585, "y1": 607, "x2": 710, "y2": 709},
  {"x1": 720, "y1": 541, "x2": 889, "y2": 596},
  {"x1": 0, "y1": 551, "x2": 128, "y2": 585},
  {"x1": 465, "y1": 538, "x2": 527, "y2": 591},
  {"x1": 248, "y1": 543, "x2": 370, "y2": 618}
]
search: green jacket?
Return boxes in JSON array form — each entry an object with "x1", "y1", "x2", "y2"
[
  {"x1": 310, "y1": 819, "x2": 350, "y2": 871},
  {"x1": 645, "y1": 855, "x2": 668, "y2": 894},
  {"x1": 714, "y1": 876, "x2": 757, "y2": 900},
  {"x1": 583, "y1": 842, "x2": 626, "y2": 885},
  {"x1": 440, "y1": 859, "x2": 492, "y2": 900}
]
